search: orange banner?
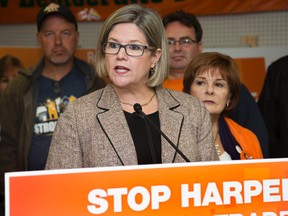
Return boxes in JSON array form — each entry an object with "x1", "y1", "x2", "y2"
[
  {"x1": 5, "y1": 159, "x2": 288, "y2": 216},
  {"x1": 0, "y1": 0, "x2": 288, "y2": 24}
]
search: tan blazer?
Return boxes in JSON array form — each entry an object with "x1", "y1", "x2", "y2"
[{"x1": 45, "y1": 84, "x2": 218, "y2": 169}]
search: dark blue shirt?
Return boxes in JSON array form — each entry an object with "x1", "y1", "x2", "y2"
[{"x1": 29, "y1": 67, "x2": 85, "y2": 170}]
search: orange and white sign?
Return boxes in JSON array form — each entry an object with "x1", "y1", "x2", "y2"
[
  {"x1": 5, "y1": 159, "x2": 288, "y2": 216},
  {"x1": 1, "y1": 0, "x2": 288, "y2": 24}
]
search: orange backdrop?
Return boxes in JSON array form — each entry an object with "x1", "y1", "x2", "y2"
[
  {"x1": 0, "y1": 0, "x2": 288, "y2": 24},
  {"x1": 234, "y1": 58, "x2": 266, "y2": 100}
]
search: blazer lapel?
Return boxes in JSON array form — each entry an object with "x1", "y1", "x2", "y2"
[
  {"x1": 96, "y1": 85, "x2": 138, "y2": 165},
  {"x1": 157, "y1": 88, "x2": 185, "y2": 163}
]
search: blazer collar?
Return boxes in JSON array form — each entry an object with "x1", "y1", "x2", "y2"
[
  {"x1": 96, "y1": 85, "x2": 184, "y2": 164},
  {"x1": 96, "y1": 84, "x2": 138, "y2": 165},
  {"x1": 157, "y1": 88, "x2": 185, "y2": 163}
]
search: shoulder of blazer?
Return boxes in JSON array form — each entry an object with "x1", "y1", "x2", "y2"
[{"x1": 157, "y1": 87, "x2": 202, "y2": 108}]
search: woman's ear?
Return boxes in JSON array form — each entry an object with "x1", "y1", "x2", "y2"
[
  {"x1": 151, "y1": 48, "x2": 161, "y2": 68},
  {"x1": 226, "y1": 95, "x2": 231, "y2": 107}
]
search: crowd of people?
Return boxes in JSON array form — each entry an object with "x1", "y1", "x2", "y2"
[
  {"x1": 162, "y1": 10, "x2": 269, "y2": 157},
  {"x1": 0, "y1": 2, "x2": 287, "y2": 215}
]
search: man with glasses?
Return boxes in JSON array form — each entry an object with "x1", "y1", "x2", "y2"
[
  {"x1": 0, "y1": 3, "x2": 106, "y2": 213},
  {"x1": 163, "y1": 10, "x2": 203, "y2": 91},
  {"x1": 162, "y1": 10, "x2": 269, "y2": 158}
]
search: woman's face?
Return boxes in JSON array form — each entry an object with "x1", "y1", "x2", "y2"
[
  {"x1": 190, "y1": 70, "x2": 230, "y2": 116},
  {"x1": 0, "y1": 66, "x2": 19, "y2": 93},
  {"x1": 104, "y1": 23, "x2": 161, "y2": 89}
]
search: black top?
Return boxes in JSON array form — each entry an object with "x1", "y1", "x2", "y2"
[
  {"x1": 258, "y1": 55, "x2": 288, "y2": 158},
  {"x1": 229, "y1": 83, "x2": 269, "y2": 158},
  {"x1": 124, "y1": 111, "x2": 162, "y2": 164}
]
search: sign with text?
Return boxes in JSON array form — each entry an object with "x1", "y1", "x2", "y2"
[
  {"x1": 5, "y1": 159, "x2": 288, "y2": 216},
  {"x1": 1, "y1": 0, "x2": 288, "y2": 24}
]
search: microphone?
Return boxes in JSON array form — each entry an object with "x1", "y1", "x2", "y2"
[
  {"x1": 133, "y1": 103, "x2": 190, "y2": 162},
  {"x1": 142, "y1": 110, "x2": 157, "y2": 164}
]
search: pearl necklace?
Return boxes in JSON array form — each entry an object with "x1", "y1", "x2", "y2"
[{"x1": 120, "y1": 92, "x2": 156, "y2": 107}]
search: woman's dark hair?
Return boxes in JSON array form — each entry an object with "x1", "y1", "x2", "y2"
[
  {"x1": 162, "y1": 10, "x2": 202, "y2": 43},
  {"x1": 183, "y1": 52, "x2": 241, "y2": 115}
]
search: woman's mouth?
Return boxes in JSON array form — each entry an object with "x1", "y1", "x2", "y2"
[{"x1": 114, "y1": 65, "x2": 129, "y2": 74}]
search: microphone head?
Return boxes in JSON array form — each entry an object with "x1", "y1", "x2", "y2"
[{"x1": 133, "y1": 103, "x2": 142, "y2": 113}]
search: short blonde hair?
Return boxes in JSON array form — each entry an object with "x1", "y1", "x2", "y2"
[{"x1": 95, "y1": 4, "x2": 169, "y2": 87}]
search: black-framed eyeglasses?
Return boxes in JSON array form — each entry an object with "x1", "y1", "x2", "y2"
[
  {"x1": 102, "y1": 42, "x2": 152, "y2": 57},
  {"x1": 168, "y1": 38, "x2": 198, "y2": 46}
]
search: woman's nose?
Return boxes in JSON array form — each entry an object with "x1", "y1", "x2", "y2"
[
  {"x1": 205, "y1": 84, "x2": 214, "y2": 94},
  {"x1": 116, "y1": 46, "x2": 128, "y2": 59}
]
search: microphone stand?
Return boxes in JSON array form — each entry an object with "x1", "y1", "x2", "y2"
[
  {"x1": 142, "y1": 116, "x2": 157, "y2": 164},
  {"x1": 134, "y1": 103, "x2": 190, "y2": 162}
]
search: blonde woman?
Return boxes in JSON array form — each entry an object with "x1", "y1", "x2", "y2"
[{"x1": 45, "y1": 5, "x2": 218, "y2": 169}]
